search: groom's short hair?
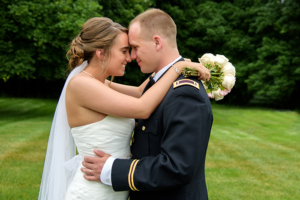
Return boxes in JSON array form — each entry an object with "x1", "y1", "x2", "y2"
[{"x1": 130, "y1": 8, "x2": 177, "y2": 48}]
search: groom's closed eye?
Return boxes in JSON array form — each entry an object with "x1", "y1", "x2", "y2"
[
  {"x1": 130, "y1": 46, "x2": 138, "y2": 50},
  {"x1": 129, "y1": 46, "x2": 135, "y2": 54}
]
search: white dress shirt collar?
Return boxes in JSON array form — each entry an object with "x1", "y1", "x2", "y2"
[{"x1": 153, "y1": 56, "x2": 182, "y2": 82}]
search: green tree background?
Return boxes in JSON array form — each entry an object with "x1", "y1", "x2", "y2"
[{"x1": 1, "y1": 0, "x2": 299, "y2": 109}]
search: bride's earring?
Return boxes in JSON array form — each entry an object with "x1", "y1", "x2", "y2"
[{"x1": 102, "y1": 60, "x2": 104, "y2": 69}]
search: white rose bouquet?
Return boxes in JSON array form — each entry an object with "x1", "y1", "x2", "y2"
[{"x1": 182, "y1": 53, "x2": 236, "y2": 101}]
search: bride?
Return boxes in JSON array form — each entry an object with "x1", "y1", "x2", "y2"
[{"x1": 38, "y1": 17, "x2": 209, "y2": 200}]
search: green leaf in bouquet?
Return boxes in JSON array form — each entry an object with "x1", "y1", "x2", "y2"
[
  {"x1": 211, "y1": 72, "x2": 221, "y2": 75},
  {"x1": 205, "y1": 63, "x2": 212, "y2": 69}
]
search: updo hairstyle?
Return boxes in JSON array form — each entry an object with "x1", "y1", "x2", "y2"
[{"x1": 67, "y1": 17, "x2": 128, "y2": 71}]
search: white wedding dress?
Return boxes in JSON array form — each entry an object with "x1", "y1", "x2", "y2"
[
  {"x1": 38, "y1": 62, "x2": 134, "y2": 200},
  {"x1": 64, "y1": 116, "x2": 134, "y2": 200}
]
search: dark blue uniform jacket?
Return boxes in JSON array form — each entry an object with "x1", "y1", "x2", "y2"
[{"x1": 112, "y1": 59, "x2": 213, "y2": 200}]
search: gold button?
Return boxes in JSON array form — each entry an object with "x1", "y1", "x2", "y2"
[
  {"x1": 142, "y1": 126, "x2": 145, "y2": 131},
  {"x1": 135, "y1": 122, "x2": 138, "y2": 127}
]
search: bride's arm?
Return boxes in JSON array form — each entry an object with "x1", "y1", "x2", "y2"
[
  {"x1": 104, "y1": 76, "x2": 151, "y2": 98},
  {"x1": 104, "y1": 58, "x2": 192, "y2": 98},
  {"x1": 69, "y1": 61, "x2": 209, "y2": 119}
]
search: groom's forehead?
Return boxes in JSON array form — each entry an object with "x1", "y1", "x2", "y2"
[
  {"x1": 129, "y1": 22, "x2": 141, "y2": 33},
  {"x1": 128, "y1": 34, "x2": 141, "y2": 46},
  {"x1": 129, "y1": 36, "x2": 146, "y2": 47},
  {"x1": 128, "y1": 23, "x2": 142, "y2": 39}
]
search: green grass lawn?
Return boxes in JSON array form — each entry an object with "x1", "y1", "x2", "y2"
[{"x1": 0, "y1": 98, "x2": 299, "y2": 200}]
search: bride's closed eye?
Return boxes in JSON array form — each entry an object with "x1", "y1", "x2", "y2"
[{"x1": 121, "y1": 47, "x2": 129, "y2": 54}]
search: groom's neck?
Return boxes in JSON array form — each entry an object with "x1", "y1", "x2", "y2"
[{"x1": 154, "y1": 48, "x2": 180, "y2": 73}]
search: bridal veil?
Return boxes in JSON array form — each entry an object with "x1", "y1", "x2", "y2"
[{"x1": 38, "y1": 61, "x2": 87, "y2": 200}]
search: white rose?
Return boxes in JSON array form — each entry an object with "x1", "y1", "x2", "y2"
[
  {"x1": 198, "y1": 53, "x2": 215, "y2": 66},
  {"x1": 212, "y1": 88, "x2": 224, "y2": 101},
  {"x1": 222, "y1": 74, "x2": 236, "y2": 90},
  {"x1": 215, "y1": 54, "x2": 229, "y2": 68},
  {"x1": 222, "y1": 62, "x2": 236, "y2": 76}
]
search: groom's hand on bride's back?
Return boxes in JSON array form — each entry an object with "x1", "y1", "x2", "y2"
[{"x1": 81, "y1": 150, "x2": 111, "y2": 182}]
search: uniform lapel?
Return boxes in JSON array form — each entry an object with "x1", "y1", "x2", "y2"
[{"x1": 142, "y1": 76, "x2": 155, "y2": 94}]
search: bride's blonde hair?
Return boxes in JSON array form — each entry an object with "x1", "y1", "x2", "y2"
[{"x1": 67, "y1": 17, "x2": 128, "y2": 72}]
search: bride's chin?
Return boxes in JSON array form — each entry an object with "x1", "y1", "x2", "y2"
[
  {"x1": 112, "y1": 71, "x2": 125, "y2": 77},
  {"x1": 108, "y1": 69, "x2": 125, "y2": 77},
  {"x1": 118, "y1": 72, "x2": 125, "y2": 76}
]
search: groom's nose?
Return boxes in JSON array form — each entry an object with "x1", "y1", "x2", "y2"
[{"x1": 130, "y1": 49, "x2": 137, "y2": 60}]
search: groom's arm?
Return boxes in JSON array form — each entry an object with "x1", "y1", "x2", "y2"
[{"x1": 111, "y1": 84, "x2": 213, "y2": 191}]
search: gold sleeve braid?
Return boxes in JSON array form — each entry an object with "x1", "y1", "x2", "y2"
[{"x1": 128, "y1": 159, "x2": 139, "y2": 191}]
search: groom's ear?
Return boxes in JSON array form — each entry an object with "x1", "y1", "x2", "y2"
[
  {"x1": 95, "y1": 49, "x2": 105, "y2": 60},
  {"x1": 153, "y1": 35, "x2": 162, "y2": 51}
]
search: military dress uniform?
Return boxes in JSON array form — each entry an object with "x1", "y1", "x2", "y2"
[{"x1": 112, "y1": 58, "x2": 213, "y2": 200}]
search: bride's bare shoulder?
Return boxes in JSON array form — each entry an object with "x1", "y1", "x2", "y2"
[{"x1": 67, "y1": 74, "x2": 104, "y2": 93}]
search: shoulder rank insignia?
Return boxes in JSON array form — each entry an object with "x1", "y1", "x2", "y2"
[{"x1": 173, "y1": 79, "x2": 200, "y2": 89}]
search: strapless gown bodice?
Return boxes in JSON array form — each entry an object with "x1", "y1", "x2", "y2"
[{"x1": 65, "y1": 116, "x2": 134, "y2": 200}]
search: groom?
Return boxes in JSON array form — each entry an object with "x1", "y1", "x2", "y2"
[{"x1": 82, "y1": 9, "x2": 213, "y2": 200}]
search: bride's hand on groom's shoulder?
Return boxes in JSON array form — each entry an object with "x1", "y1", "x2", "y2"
[
  {"x1": 197, "y1": 63, "x2": 210, "y2": 81},
  {"x1": 81, "y1": 150, "x2": 111, "y2": 182}
]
